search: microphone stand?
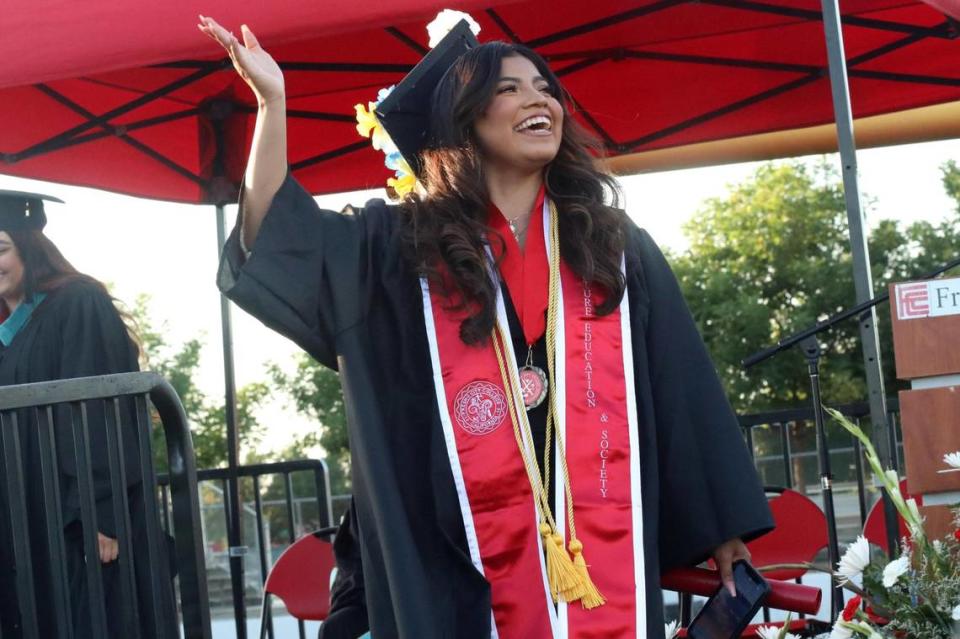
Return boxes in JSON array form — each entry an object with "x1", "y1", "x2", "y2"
[{"x1": 742, "y1": 256, "x2": 960, "y2": 620}]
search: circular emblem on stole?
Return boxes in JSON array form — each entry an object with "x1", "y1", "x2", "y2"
[{"x1": 454, "y1": 381, "x2": 507, "y2": 436}]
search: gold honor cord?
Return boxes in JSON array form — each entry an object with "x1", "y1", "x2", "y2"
[{"x1": 491, "y1": 201, "x2": 605, "y2": 609}]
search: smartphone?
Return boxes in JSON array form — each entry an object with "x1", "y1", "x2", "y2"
[{"x1": 686, "y1": 560, "x2": 771, "y2": 639}]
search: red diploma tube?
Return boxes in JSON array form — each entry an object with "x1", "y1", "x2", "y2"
[{"x1": 661, "y1": 567, "x2": 822, "y2": 615}]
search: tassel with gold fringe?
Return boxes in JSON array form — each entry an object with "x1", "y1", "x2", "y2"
[
  {"x1": 568, "y1": 539, "x2": 606, "y2": 609},
  {"x1": 540, "y1": 523, "x2": 582, "y2": 602}
]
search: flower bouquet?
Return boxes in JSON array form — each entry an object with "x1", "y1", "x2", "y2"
[{"x1": 825, "y1": 408, "x2": 960, "y2": 639}]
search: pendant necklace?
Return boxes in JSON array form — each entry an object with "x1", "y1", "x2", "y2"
[
  {"x1": 518, "y1": 346, "x2": 548, "y2": 410},
  {"x1": 508, "y1": 214, "x2": 531, "y2": 244}
]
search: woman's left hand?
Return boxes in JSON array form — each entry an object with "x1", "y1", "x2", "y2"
[
  {"x1": 712, "y1": 537, "x2": 751, "y2": 596},
  {"x1": 97, "y1": 532, "x2": 118, "y2": 563}
]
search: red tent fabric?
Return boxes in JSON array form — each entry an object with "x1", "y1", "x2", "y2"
[{"x1": 2, "y1": 0, "x2": 959, "y2": 203}]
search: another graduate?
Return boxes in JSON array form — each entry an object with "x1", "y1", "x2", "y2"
[
  {"x1": 0, "y1": 191, "x2": 176, "y2": 639},
  {"x1": 202, "y1": 12, "x2": 773, "y2": 638}
]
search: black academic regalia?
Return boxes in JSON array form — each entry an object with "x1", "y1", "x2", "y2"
[
  {"x1": 218, "y1": 175, "x2": 774, "y2": 639},
  {"x1": 0, "y1": 279, "x2": 176, "y2": 639}
]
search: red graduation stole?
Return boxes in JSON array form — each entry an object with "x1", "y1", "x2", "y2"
[{"x1": 420, "y1": 199, "x2": 647, "y2": 638}]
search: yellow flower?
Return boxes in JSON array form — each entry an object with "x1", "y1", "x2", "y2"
[
  {"x1": 354, "y1": 102, "x2": 394, "y2": 152},
  {"x1": 354, "y1": 102, "x2": 378, "y2": 137},
  {"x1": 388, "y1": 171, "x2": 417, "y2": 198}
]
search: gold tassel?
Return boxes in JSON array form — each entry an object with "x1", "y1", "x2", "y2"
[
  {"x1": 568, "y1": 539, "x2": 605, "y2": 609},
  {"x1": 540, "y1": 523, "x2": 582, "y2": 602}
]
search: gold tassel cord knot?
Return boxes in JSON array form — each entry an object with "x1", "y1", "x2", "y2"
[
  {"x1": 540, "y1": 523, "x2": 582, "y2": 603},
  {"x1": 568, "y1": 538, "x2": 606, "y2": 609}
]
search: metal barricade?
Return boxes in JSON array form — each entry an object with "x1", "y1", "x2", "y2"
[
  {"x1": 0, "y1": 372, "x2": 210, "y2": 639},
  {"x1": 158, "y1": 459, "x2": 333, "y2": 639}
]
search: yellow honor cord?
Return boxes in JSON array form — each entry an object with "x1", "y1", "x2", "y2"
[{"x1": 491, "y1": 201, "x2": 605, "y2": 608}]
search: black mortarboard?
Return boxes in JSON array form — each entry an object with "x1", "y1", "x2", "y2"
[
  {"x1": 375, "y1": 20, "x2": 479, "y2": 177},
  {"x1": 0, "y1": 190, "x2": 61, "y2": 231}
]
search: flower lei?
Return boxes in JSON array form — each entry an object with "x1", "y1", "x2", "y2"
[{"x1": 353, "y1": 10, "x2": 480, "y2": 198}]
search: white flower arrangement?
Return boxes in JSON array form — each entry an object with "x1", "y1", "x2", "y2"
[
  {"x1": 426, "y1": 9, "x2": 481, "y2": 48},
  {"x1": 823, "y1": 407, "x2": 960, "y2": 638},
  {"x1": 664, "y1": 619, "x2": 679, "y2": 638}
]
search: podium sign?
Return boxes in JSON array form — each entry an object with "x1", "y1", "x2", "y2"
[
  {"x1": 891, "y1": 277, "x2": 960, "y2": 380},
  {"x1": 890, "y1": 277, "x2": 960, "y2": 539}
]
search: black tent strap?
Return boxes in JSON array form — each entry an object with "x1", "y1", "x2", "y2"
[
  {"x1": 616, "y1": 28, "x2": 938, "y2": 151},
  {"x1": 527, "y1": 0, "x2": 684, "y2": 49},
  {"x1": 701, "y1": 0, "x2": 954, "y2": 38},
  {"x1": 19, "y1": 65, "x2": 222, "y2": 161},
  {"x1": 385, "y1": 26, "x2": 429, "y2": 56},
  {"x1": 485, "y1": 8, "x2": 523, "y2": 44},
  {"x1": 619, "y1": 73, "x2": 818, "y2": 150},
  {"x1": 9, "y1": 108, "x2": 202, "y2": 162},
  {"x1": 280, "y1": 61, "x2": 414, "y2": 73},
  {"x1": 29, "y1": 84, "x2": 205, "y2": 186},
  {"x1": 158, "y1": 59, "x2": 414, "y2": 73},
  {"x1": 566, "y1": 92, "x2": 618, "y2": 149},
  {"x1": 289, "y1": 139, "x2": 371, "y2": 171},
  {"x1": 286, "y1": 110, "x2": 356, "y2": 122}
]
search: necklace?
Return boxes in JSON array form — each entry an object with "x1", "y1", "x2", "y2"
[{"x1": 507, "y1": 213, "x2": 531, "y2": 244}]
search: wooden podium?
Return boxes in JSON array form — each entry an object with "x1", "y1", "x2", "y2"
[{"x1": 890, "y1": 277, "x2": 960, "y2": 539}]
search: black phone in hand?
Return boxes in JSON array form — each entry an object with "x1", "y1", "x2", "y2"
[{"x1": 686, "y1": 560, "x2": 771, "y2": 639}]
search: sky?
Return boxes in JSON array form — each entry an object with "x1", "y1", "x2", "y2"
[{"x1": 0, "y1": 138, "x2": 957, "y2": 453}]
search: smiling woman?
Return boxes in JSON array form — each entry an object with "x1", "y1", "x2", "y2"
[
  {"x1": 0, "y1": 191, "x2": 176, "y2": 639},
  {"x1": 202, "y1": 11, "x2": 773, "y2": 639}
]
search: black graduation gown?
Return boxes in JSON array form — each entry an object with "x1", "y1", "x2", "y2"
[
  {"x1": 0, "y1": 279, "x2": 176, "y2": 639},
  {"x1": 218, "y1": 175, "x2": 774, "y2": 639}
]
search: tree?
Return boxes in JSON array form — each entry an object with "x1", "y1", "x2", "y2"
[
  {"x1": 267, "y1": 358, "x2": 350, "y2": 495},
  {"x1": 672, "y1": 159, "x2": 960, "y2": 414},
  {"x1": 670, "y1": 159, "x2": 960, "y2": 490},
  {"x1": 130, "y1": 295, "x2": 269, "y2": 470}
]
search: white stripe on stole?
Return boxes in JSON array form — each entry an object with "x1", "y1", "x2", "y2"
[
  {"x1": 546, "y1": 201, "x2": 570, "y2": 639},
  {"x1": 490, "y1": 251, "x2": 561, "y2": 638},
  {"x1": 419, "y1": 280, "x2": 500, "y2": 639},
  {"x1": 619, "y1": 254, "x2": 648, "y2": 636}
]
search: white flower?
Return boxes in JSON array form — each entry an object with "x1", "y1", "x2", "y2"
[
  {"x1": 944, "y1": 451, "x2": 960, "y2": 468},
  {"x1": 837, "y1": 535, "x2": 870, "y2": 583},
  {"x1": 664, "y1": 620, "x2": 679, "y2": 639},
  {"x1": 755, "y1": 625, "x2": 799, "y2": 639},
  {"x1": 882, "y1": 554, "x2": 910, "y2": 588},
  {"x1": 933, "y1": 539, "x2": 944, "y2": 555},
  {"x1": 829, "y1": 618, "x2": 854, "y2": 639},
  {"x1": 952, "y1": 603, "x2": 960, "y2": 621},
  {"x1": 755, "y1": 626, "x2": 779, "y2": 639},
  {"x1": 426, "y1": 9, "x2": 481, "y2": 48}
]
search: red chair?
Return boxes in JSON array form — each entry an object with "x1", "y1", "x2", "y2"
[
  {"x1": 677, "y1": 487, "x2": 830, "y2": 637},
  {"x1": 863, "y1": 479, "x2": 920, "y2": 555},
  {"x1": 259, "y1": 527, "x2": 337, "y2": 639}
]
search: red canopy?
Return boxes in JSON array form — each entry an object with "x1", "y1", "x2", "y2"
[{"x1": 2, "y1": 0, "x2": 959, "y2": 203}]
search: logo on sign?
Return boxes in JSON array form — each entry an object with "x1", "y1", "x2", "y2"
[
  {"x1": 896, "y1": 282, "x2": 930, "y2": 320},
  {"x1": 454, "y1": 381, "x2": 507, "y2": 436},
  {"x1": 896, "y1": 278, "x2": 960, "y2": 320}
]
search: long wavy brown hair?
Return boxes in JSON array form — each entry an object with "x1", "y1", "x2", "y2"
[
  {"x1": 398, "y1": 42, "x2": 627, "y2": 345},
  {"x1": 3, "y1": 229, "x2": 141, "y2": 355}
]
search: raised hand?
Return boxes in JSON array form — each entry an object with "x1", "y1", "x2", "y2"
[{"x1": 198, "y1": 15, "x2": 285, "y2": 106}]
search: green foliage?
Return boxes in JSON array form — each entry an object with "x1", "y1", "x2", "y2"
[
  {"x1": 671, "y1": 158, "x2": 960, "y2": 415},
  {"x1": 267, "y1": 357, "x2": 350, "y2": 495},
  {"x1": 130, "y1": 295, "x2": 269, "y2": 470}
]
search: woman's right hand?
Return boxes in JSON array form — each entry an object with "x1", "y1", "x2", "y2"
[{"x1": 198, "y1": 15, "x2": 285, "y2": 106}]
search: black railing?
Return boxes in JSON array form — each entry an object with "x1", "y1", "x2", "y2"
[
  {"x1": 740, "y1": 399, "x2": 902, "y2": 540},
  {"x1": 0, "y1": 372, "x2": 210, "y2": 639},
  {"x1": 159, "y1": 458, "x2": 333, "y2": 639}
]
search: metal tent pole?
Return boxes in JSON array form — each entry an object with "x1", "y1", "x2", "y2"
[
  {"x1": 216, "y1": 203, "x2": 247, "y2": 638},
  {"x1": 819, "y1": 0, "x2": 901, "y2": 558}
]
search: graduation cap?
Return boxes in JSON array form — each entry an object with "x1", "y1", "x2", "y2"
[
  {"x1": 374, "y1": 19, "x2": 479, "y2": 177},
  {"x1": 0, "y1": 190, "x2": 62, "y2": 231}
]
